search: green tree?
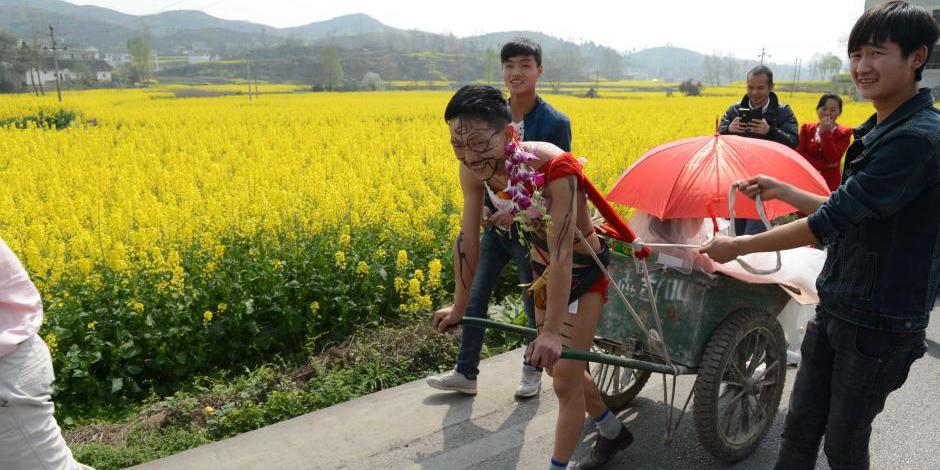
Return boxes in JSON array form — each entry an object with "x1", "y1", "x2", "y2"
[
  {"x1": 600, "y1": 48, "x2": 623, "y2": 81},
  {"x1": 679, "y1": 78, "x2": 704, "y2": 96},
  {"x1": 318, "y1": 47, "x2": 343, "y2": 91},
  {"x1": 126, "y1": 35, "x2": 153, "y2": 83},
  {"x1": 0, "y1": 32, "x2": 32, "y2": 93},
  {"x1": 820, "y1": 54, "x2": 843, "y2": 80}
]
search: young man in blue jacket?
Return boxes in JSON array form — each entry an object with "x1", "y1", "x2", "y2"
[
  {"x1": 427, "y1": 38, "x2": 572, "y2": 398},
  {"x1": 702, "y1": 2, "x2": 939, "y2": 469}
]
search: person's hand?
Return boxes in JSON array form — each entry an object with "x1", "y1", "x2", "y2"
[
  {"x1": 481, "y1": 207, "x2": 493, "y2": 227},
  {"x1": 735, "y1": 175, "x2": 790, "y2": 202},
  {"x1": 728, "y1": 117, "x2": 746, "y2": 134},
  {"x1": 699, "y1": 235, "x2": 745, "y2": 264},
  {"x1": 489, "y1": 208, "x2": 514, "y2": 228},
  {"x1": 818, "y1": 114, "x2": 835, "y2": 133},
  {"x1": 750, "y1": 118, "x2": 771, "y2": 135},
  {"x1": 525, "y1": 331, "x2": 563, "y2": 369},
  {"x1": 432, "y1": 305, "x2": 464, "y2": 333}
]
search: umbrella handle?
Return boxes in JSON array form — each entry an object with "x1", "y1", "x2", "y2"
[{"x1": 728, "y1": 186, "x2": 782, "y2": 275}]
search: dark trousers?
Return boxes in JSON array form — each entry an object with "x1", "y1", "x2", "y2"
[
  {"x1": 774, "y1": 308, "x2": 927, "y2": 470},
  {"x1": 455, "y1": 226, "x2": 536, "y2": 379}
]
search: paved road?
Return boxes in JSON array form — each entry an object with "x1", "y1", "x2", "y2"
[{"x1": 133, "y1": 309, "x2": 940, "y2": 470}]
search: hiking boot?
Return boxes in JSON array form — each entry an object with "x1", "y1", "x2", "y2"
[
  {"x1": 578, "y1": 424, "x2": 634, "y2": 469},
  {"x1": 515, "y1": 364, "x2": 542, "y2": 398},
  {"x1": 426, "y1": 370, "x2": 477, "y2": 395}
]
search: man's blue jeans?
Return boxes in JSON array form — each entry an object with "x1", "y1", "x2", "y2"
[
  {"x1": 455, "y1": 225, "x2": 536, "y2": 379},
  {"x1": 773, "y1": 308, "x2": 926, "y2": 470}
]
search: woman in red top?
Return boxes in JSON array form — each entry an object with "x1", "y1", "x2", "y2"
[{"x1": 797, "y1": 93, "x2": 853, "y2": 191}]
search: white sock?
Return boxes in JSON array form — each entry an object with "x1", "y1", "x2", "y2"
[
  {"x1": 548, "y1": 457, "x2": 568, "y2": 470},
  {"x1": 594, "y1": 409, "x2": 622, "y2": 439}
]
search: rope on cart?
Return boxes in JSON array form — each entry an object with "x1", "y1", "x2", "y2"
[
  {"x1": 576, "y1": 230, "x2": 677, "y2": 373},
  {"x1": 728, "y1": 187, "x2": 782, "y2": 275}
]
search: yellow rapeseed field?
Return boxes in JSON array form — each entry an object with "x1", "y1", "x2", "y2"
[{"x1": 0, "y1": 88, "x2": 871, "y2": 279}]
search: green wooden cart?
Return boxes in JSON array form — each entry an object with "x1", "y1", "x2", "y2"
[{"x1": 461, "y1": 237, "x2": 791, "y2": 463}]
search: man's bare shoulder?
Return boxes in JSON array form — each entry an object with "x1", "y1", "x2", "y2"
[{"x1": 522, "y1": 141, "x2": 565, "y2": 167}]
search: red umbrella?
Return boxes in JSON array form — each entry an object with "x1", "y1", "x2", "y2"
[{"x1": 606, "y1": 134, "x2": 830, "y2": 220}]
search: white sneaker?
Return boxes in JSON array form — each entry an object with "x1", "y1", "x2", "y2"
[
  {"x1": 515, "y1": 365, "x2": 542, "y2": 398},
  {"x1": 426, "y1": 370, "x2": 477, "y2": 395}
]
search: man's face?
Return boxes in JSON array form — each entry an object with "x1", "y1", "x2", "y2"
[
  {"x1": 448, "y1": 118, "x2": 507, "y2": 181},
  {"x1": 502, "y1": 55, "x2": 542, "y2": 96},
  {"x1": 849, "y1": 39, "x2": 924, "y2": 102},
  {"x1": 746, "y1": 73, "x2": 773, "y2": 107}
]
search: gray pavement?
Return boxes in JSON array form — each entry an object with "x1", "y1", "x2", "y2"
[{"x1": 132, "y1": 310, "x2": 940, "y2": 470}]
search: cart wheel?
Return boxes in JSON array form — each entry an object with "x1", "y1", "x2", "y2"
[
  {"x1": 693, "y1": 309, "x2": 786, "y2": 463},
  {"x1": 588, "y1": 339, "x2": 652, "y2": 412}
]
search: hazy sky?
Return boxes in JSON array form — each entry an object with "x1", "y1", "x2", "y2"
[{"x1": 70, "y1": 0, "x2": 865, "y2": 63}]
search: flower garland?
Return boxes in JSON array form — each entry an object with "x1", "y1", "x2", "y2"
[{"x1": 502, "y1": 134, "x2": 551, "y2": 234}]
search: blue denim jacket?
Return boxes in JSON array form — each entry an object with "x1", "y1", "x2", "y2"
[
  {"x1": 808, "y1": 88, "x2": 940, "y2": 332},
  {"x1": 522, "y1": 95, "x2": 572, "y2": 152}
]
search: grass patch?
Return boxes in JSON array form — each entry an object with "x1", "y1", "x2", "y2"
[{"x1": 64, "y1": 298, "x2": 527, "y2": 469}]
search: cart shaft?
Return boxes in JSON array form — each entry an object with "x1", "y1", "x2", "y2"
[{"x1": 459, "y1": 317, "x2": 689, "y2": 375}]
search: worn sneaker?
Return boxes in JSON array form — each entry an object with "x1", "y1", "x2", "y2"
[
  {"x1": 426, "y1": 370, "x2": 477, "y2": 395},
  {"x1": 577, "y1": 424, "x2": 634, "y2": 469},
  {"x1": 515, "y1": 364, "x2": 542, "y2": 398}
]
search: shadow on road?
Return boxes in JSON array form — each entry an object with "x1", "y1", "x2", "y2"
[
  {"x1": 415, "y1": 392, "x2": 540, "y2": 469},
  {"x1": 573, "y1": 392, "x2": 789, "y2": 470}
]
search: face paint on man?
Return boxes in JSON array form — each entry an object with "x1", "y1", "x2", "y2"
[{"x1": 448, "y1": 118, "x2": 506, "y2": 181}]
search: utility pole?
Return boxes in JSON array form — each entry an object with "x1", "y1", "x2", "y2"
[
  {"x1": 594, "y1": 69, "x2": 599, "y2": 98},
  {"x1": 795, "y1": 58, "x2": 802, "y2": 91},
  {"x1": 791, "y1": 57, "x2": 799, "y2": 97},
  {"x1": 245, "y1": 43, "x2": 253, "y2": 101},
  {"x1": 28, "y1": 32, "x2": 41, "y2": 96},
  {"x1": 758, "y1": 47, "x2": 770, "y2": 65},
  {"x1": 48, "y1": 24, "x2": 62, "y2": 102}
]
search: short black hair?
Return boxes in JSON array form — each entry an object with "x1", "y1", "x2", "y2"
[
  {"x1": 816, "y1": 93, "x2": 843, "y2": 112},
  {"x1": 500, "y1": 37, "x2": 542, "y2": 67},
  {"x1": 848, "y1": 1, "x2": 939, "y2": 81},
  {"x1": 747, "y1": 65, "x2": 774, "y2": 86},
  {"x1": 444, "y1": 85, "x2": 511, "y2": 129}
]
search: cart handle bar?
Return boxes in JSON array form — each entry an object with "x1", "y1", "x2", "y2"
[{"x1": 459, "y1": 317, "x2": 688, "y2": 376}]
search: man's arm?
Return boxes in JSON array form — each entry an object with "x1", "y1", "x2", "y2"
[
  {"x1": 768, "y1": 106, "x2": 799, "y2": 148},
  {"x1": 700, "y1": 218, "x2": 817, "y2": 263},
  {"x1": 526, "y1": 175, "x2": 577, "y2": 369},
  {"x1": 807, "y1": 134, "x2": 938, "y2": 245},
  {"x1": 705, "y1": 135, "x2": 939, "y2": 262},
  {"x1": 718, "y1": 104, "x2": 737, "y2": 135},
  {"x1": 433, "y1": 165, "x2": 483, "y2": 332},
  {"x1": 736, "y1": 175, "x2": 830, "y2": 214}
]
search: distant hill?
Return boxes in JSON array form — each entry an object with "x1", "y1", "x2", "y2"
[
  {"x1": 625, "y1": 46, "x2": 705, "y2": 81},
  {"x1": 281, "y1": 13, "x2": 397, "y2": 41},
  {"x1": 0, "y1": 0, "x2": 804, "y2": 85}
]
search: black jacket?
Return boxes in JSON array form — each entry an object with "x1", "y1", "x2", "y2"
[
  {"x1": 808, "y1": 88, "x2": 940, "y2": 332},
  {"x1": 718, "y1": 92, "x2": 799, "y2": 148}
]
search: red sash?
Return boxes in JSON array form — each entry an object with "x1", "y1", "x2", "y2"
[{"x1": 541, "y1": 153, "x2": 650, "y2": 259}]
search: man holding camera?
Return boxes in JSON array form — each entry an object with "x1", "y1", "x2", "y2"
[
  {"x1": 719, "y1": 65, "x2": 799, "y2": 148},
  {"x1": 719, "y1": 65, "x2": 799, "y2": 235}
]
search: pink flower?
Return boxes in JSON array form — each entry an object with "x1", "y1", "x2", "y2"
[{"x1": 525, "y1": 204, "x2": 542, "y2": 219}]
